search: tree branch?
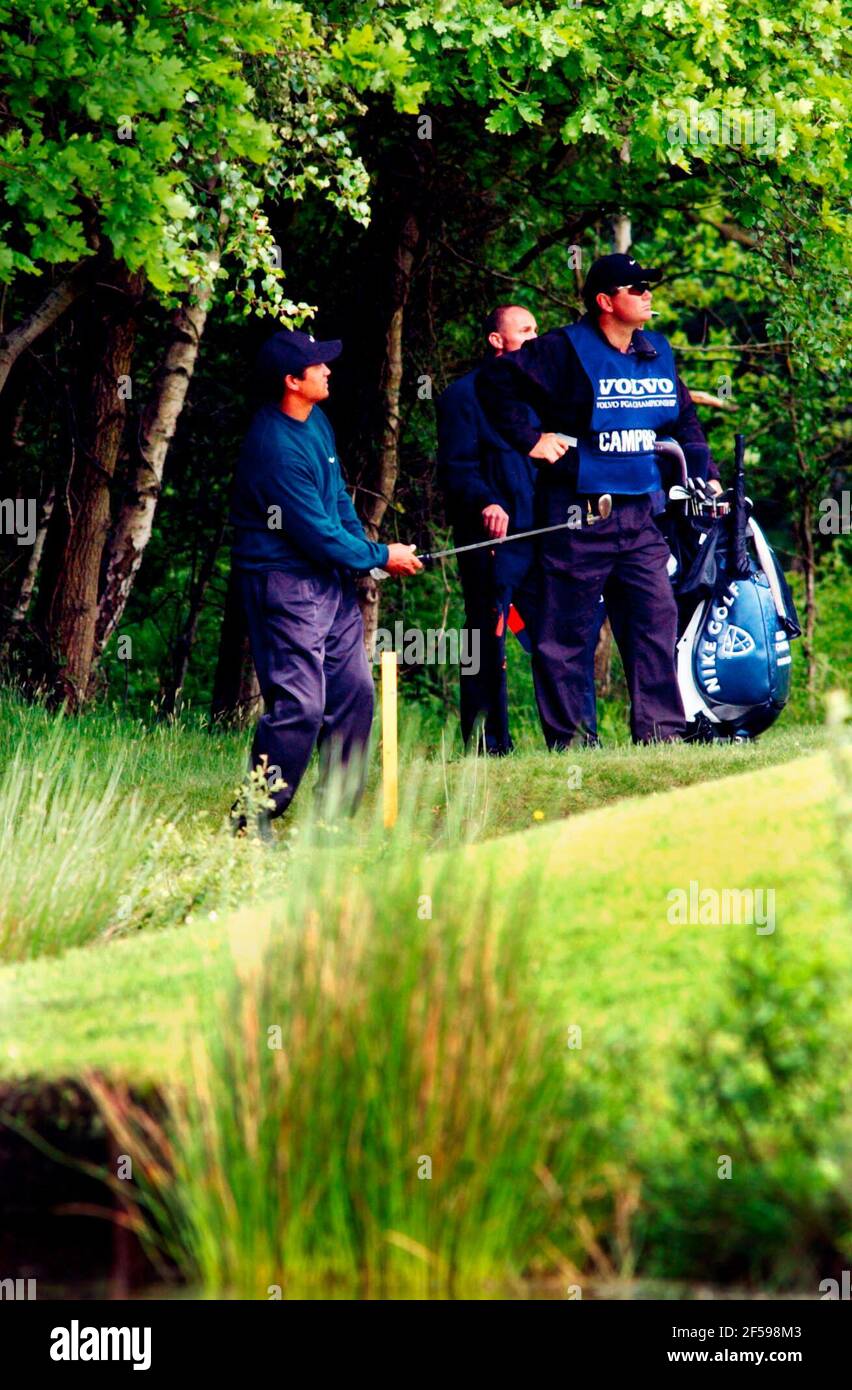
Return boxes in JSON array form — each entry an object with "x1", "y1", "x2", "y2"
[
  {"x1": 0, "y1": 261, "x2": 95, "y2": 395},
  {"x1": 435, "y1": 239, "x2": 574, "y2": 310},
  {"x1": 685, "y1": 210, "x2": 759, "y2": 248},
  {"x1": 510, "y1": 209, "x2": 599, "y2": 276}
]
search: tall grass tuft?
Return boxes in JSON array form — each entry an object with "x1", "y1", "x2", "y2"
[
  {"x1": 0, "y1": 724, "x2": 160, "y2": 961},
  {"x1": 90, "y1": 846, "x2": 575, "y2": 1298}
]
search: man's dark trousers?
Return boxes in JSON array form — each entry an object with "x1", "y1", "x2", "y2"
[
  {"x1": 535, "y1": 494, "x2": 685, "y2": 746},
  {"x1": 238, "y1": 568, "x2": 374, "y2": 816},
  {"x1": 456, "y1": 539, "x2": 539, "y2": 754},
  {"x1": 456, "y1": 537, "x2": 601, "y2": 753}
]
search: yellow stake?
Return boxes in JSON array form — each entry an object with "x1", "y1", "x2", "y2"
[{"x1": 381, "y1": 650, "x2": 398, "y2": 829}]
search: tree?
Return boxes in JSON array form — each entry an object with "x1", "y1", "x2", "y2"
[
  {"x1": 2, "y1": 0, "x2": 848, "y2": 711},
  {"x1": 0, "y1": 0, "x2": 424, "y2": 705},
  {"x1": 305, "y1": 0, "x2": 850, "y2": 662}
]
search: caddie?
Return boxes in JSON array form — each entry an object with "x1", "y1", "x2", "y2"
[
  {"x1": 229, "y1": 328, "x2": 421, "y2": 835},
  {"x1": 476, "y1": 252, "x2": 721, "y2": 746}
]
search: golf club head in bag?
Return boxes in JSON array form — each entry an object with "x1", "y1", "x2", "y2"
[{"x1": 660, "y1": 434, "x2": 801, "y2": 742}]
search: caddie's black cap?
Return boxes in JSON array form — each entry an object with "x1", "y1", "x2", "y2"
[
  {"x1": 256, "y1": 328, "x2": 342, "y2": 384},
  {"x1": 582, "y1": 253, "x2": 663, "y2": 310}
]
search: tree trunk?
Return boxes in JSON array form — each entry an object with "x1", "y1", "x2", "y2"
[
  {"x1": 0, "y1": 363, "x2": 33, "y2": 633},
  {"x1": 594, "y1": 618, "x2": 614, "y2": 697},
  {"x1": 210, "y1": 564, "x2": 261, "y2": 728},
  {"x1": 610, "y1": 216, "x2": 631, "y2": 255},
  {"x1": 610, "y1": 139, "x2": 632, "y2": 255},
  {"x1": 92, "y1": 287, "x2": 211, "y2": 670},
  {"x1": 46, "y1": 268, "x2": 144, "y2": 708},
  {"x1": 783, "y1": 348, "x2": 817, "y2": 700},
  {"x1": 0, "y1": 486, "x2": 55, "y2": 667},
  {"x1": 795, "y1": 487, "x2": 817, "y2": 698},
  {"x1": 160, "y1": 516, "x2": 225, "y2": 716},
  {"x1": 356, "y1": 209, "x2": 421, "y2": 654},
  {"x1": 237, "y1": 652, "x2": 261, "y2": 727}
]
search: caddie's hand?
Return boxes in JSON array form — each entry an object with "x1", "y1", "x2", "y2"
[
  {"x1": 482, "y1": 503, "x2": 510, "y2": 539},
  {"x1": 385, "y1": 543, "x2": 423, "y2": 577},
  {"x1": 685, "y1": 476, "x2": 724, "y2": 501},
  {"x1": 529, "y1": 432, "x2": 569, "y2": 464}
]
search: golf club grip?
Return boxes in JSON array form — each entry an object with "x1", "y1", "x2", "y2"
[{"x1": 371, "y1": 554, "x2": 433, "y2": 580}]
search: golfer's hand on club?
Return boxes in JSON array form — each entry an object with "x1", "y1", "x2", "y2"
[
  {"x1": 481, "y1": 504, "x2": 510, "y2": 539},
  {"x1": 385, "y1": 543, "x2": 423, "y2": 576},
  {"x1": 529, "y1": 432, "x2": 570, "y2": 464}
]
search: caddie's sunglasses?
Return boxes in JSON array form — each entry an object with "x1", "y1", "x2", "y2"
[{"x1": 610, "y1": 281, "x2": 652, "y2": 296}]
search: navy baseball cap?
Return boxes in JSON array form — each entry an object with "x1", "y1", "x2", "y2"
[
  {"x1": 582, "y1": 254, "x2": 662, "y2": 310},
  {"x1": 256, "y1": 328, "x2": 342, "y2": 383}
]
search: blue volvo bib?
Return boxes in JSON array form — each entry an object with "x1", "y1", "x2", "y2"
[{"x1": 565, "y1": 319, "x2": 680, "y2": 495}]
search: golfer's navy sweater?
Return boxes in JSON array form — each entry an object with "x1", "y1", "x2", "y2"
[{"x1": 230, "y1": 404, "x2": 389, "y2": 576}]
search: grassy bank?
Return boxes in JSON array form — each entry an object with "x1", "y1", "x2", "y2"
[
  {"x1": 0, "y1": 689, "x2": 832, "y2": 964},
  {"x1": 2, "y1": 744, "x2": 850, "y2": 1296}
]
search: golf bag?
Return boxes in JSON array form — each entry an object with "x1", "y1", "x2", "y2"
[{"x1": 656, "y1": 435, "x2": 801, "y2": 742}]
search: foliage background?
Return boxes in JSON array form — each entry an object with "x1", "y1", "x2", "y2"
[{"x1": 0, "y1": 0, "x2": 849, "y2": 727}]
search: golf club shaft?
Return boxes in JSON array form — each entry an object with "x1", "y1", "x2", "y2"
[
  {"x1": 425, "y1": 518, "x2": 580, "y2": 562},
  {"x1": 370, "y1": 517, "x2": 584, "y2": 581},
  {"x1": 427, "y1": 432, "x2": 580, "y2": 560},
  {"x1": 372, "y1": 432, "x2": 581, "y2": 578}
]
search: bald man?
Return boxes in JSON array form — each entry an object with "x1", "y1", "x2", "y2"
[{"x1": 437, "y1": 305, "x2": 600, "y2": 753}]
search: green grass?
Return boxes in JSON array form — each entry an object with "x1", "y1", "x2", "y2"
[
  {"x1": 1, "y1": 692, "x2": 848, "y2": 1296},
  {"x1": 88, "y1": 849, "x2": 576, "y2": 1298},
  {"x1": 2, "y1": 747, "x2": 847, "y2": 1084},
  {"x1": 1, "y1": 919, "x2": 230, "y2": 1081},
  {"x1": 0, "y1": 687, "x2": 833, "y2": 964},
  {"x1": 9, "y1": 747, "x2": 842, "y2": 1297},
  {"x1": 0, "y1": 686, "x2": 834, "y2": 829}
]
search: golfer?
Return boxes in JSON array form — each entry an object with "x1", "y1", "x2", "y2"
[
  {"x1": 476, "y1": 253, "x2": 720, "y2": 746},
  {"x1": 229, "y1": 328, "x2": 421, "y2": 833},
  {"x1": 437, "y1": 304, "x2": 602, "y2": 753}
]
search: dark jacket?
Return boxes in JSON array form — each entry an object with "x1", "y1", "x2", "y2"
[
  {"x1": 230, "y1": 403, "x2": 388, "y2": 576},
  {"x1": 436, "y1": 364, "x2": 539, "y2": 535},
  {"x1": 475, "y1": 317, "x2": 718, "y2": 489}
]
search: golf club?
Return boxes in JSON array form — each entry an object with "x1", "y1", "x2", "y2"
[
  {"x1": 370, "y1": 516, "x2": 584, "y2": 580},
  {"x1": 372, "y1": 432, "x2": 580, "y2": 579}
]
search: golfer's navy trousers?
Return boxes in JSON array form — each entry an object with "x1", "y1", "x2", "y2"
[
  {"x1": 238, "y1": 568, "x2": 374, "y2": 817},
  {"x1": 535, "y1": 493, "x2": 685, "y2": 746}
]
